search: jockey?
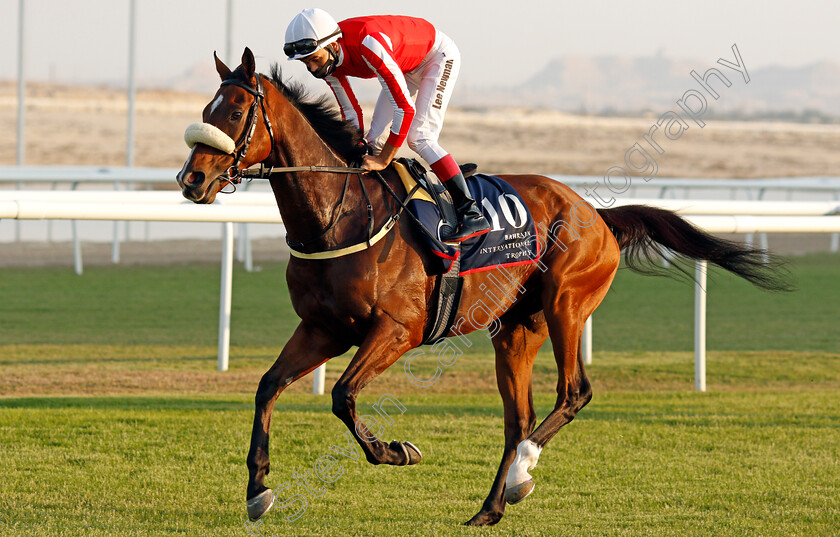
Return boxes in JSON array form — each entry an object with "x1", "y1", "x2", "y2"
[{"x1": 284, "y1": 8, "x2": 490, "y2": 242}]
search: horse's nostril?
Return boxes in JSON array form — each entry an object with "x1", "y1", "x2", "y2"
[{"x1": 185, "y1": 171, "x2": 205, "y2": 186}]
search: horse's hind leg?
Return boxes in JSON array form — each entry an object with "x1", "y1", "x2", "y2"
[
  {"x1": 504, "y1": 258, "x2": 616, "y2": 498},
  {"x1": 465, "y1": 314, "x2": 548, "y2": 527},
  {"x1": 246, "y1": 321, "x2": 350, "y2": 520}
]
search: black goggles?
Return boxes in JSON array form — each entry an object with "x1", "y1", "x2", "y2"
[{"x1": 284, "y1": 30, "x2": 341, "y2": 58}]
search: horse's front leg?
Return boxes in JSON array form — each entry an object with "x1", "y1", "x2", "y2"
[
  {"x1": 331, "y1": 317, "x2": 423, "y2": 466},
  {"x1": 246, "y1": 322, "x2": 350, "y2": 520}
]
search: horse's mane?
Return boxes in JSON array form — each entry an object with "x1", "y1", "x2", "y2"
[
  {"x1": 269, "y1": 65, "x2": 366, "y2": 162},
  {"x1": 235, "y1": 64, "x2": 366, "y2": 163}
]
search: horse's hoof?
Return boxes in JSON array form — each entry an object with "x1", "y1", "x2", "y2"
[
  {"x1": 390, "y1": 440, "x2": 422, "y2": 465},
  {"x1": 403, "y1": 441, "x2": 423, "y2": 464},
  {"x1": 464, "y1": 510, "x2": 503, "y2": 526},
  {"x1": 246, "y1": 488, "x2": 273, "y2": 521},
  {"x1": 505, "y1": 479, "x2": 535, "y2": 505}
]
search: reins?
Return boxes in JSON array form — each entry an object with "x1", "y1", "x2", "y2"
[
  {"x1": 213, "y1": 75, "x2": 448, "y2": 258},
  {"x1": 239, "y1": 164, "x2": 449, "y2": 256},
  {"x1": 240, "y1": 164, "x2": 367, "y2": 177},
  {"x1": 218, "y1": 75, "x2": 366, "y2": 188}
]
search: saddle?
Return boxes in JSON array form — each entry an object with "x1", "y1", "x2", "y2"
[
  {"x1": 393, "y1": 158, "x2": 466, "y2": 343},
  {"x1": 392, "y1": 159, "x2": 541, "y2": 344},
  {"x1": 397, "y1": 158, "x2": 477, "y2": 238}
]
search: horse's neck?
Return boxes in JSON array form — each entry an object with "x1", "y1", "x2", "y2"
[
  {"x1": 268, "y1": 97, "x2": 346, "y2": 170},
  {"x1": 265, "y1": 93, "x2": 350, "y2": 242}
]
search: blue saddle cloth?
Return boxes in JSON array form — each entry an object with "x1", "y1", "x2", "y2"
[{"x1": 406, "y1": 173, "x2": 542, "y2": 275}]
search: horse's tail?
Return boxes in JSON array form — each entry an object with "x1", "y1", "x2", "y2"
[{"x1": 597, "y1": 205, "x2": 794, "y2": 292}]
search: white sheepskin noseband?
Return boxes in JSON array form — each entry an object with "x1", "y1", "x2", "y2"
[{"x1": 184, "y1": 122, "x2": 236, "y2": 155}]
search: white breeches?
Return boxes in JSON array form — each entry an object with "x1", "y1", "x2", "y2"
[{"x1": 368, "y1": 31, "x2": 460, "y2": 165}]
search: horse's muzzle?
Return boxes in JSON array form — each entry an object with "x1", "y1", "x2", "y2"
[{"x1": 180, "y1": 171, "x2": 213, "y2": 203}]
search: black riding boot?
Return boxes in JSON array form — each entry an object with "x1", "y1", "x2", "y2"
[{"x1": 440, "y1": 172, "x2": 491, "y2": 242}]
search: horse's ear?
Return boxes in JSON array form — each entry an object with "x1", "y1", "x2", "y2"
[
  {"x1": 214, "y1": 51, "x2": 231, "y2": 80},
  {"x1": 242, "y1": 47, "x2": 256, "y2": 79}
]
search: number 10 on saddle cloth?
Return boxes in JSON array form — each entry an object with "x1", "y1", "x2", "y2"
[{"x1": 400, "y1": 168, "x2": 542, "y2": 275}]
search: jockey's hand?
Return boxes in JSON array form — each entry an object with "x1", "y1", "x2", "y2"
[
  {"x1": 361, "y1": 154, "x2": 390, "y2": 172},
  {"x1": 360, "y1": 141, "x2": 399, "y2": 172}
]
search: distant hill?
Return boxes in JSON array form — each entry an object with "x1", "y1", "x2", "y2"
[
  {"x1": 459, "y1": 54, "x2": 840, "y2": 121},
  {"x1": 148, "y1": 53, "x2": 840, "y2": 122}
]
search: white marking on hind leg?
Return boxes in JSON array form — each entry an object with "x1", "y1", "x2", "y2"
[{"x1": 506, "y1": 439, "x2": 542, "y2": 487}]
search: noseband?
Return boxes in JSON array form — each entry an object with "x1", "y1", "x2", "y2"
[
  {"x1": 182, "y1": 74, "x2": 452, "y2": 258},
  {"x1": 183, "y1": 75, "x2": 365, "y2": 191}
]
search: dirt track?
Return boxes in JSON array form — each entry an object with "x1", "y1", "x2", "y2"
[
  {"x1": 3, "y1": 82, "x2": 840, "y2": 176},
  {"x1": 1, "y1": 82, "x2": 838, "y2": 267}
]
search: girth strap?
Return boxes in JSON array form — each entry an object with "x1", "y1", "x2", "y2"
[{"x1": 422, "y1": 247, "x2": 464, "y2": 344}]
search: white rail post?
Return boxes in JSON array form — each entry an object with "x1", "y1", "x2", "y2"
[
  {"x1": 694, "y1": 260, "x2": 707, "y2": 392},
  {"x1": 72, "y1": 220, "x2": 83, "y2": 275},
  {"x1": 47, "y1": 183, "x2": 57, "y2": 242},
  {"x1": 660, "y1": 247, "x2": 673, "y2": 268},
  {"x1": 243, "y1": 224, "x2": 253, "y2": 272},
  {"x1": 313, "y1": 364, "x2": 326, "y2": 395},
  {"x1": 581, "y1": 316, "x2": 592, "y2": 365},
  {"x1": 225, "y1": 0, "x2": 234, "y2": 65},
  {"x1": 236, "y1": 223, "x2": 254, "y2": 272},
  {"x1": 112, "y1": 182, "x2": 121, "y2": 264},
  {"x1": 120, "y1": 0, "x2": 137, "y2": 267},
  {"x1": 831, "y1": 192, "x2": 839, "y2": 253},
  {"x1": 241, "y1": 183, "x2": 254, "y2": 272},
  {"x1": 126, "y1": 0, "x2": 137, "y2": 168},
  {"x1": 15, "y1": 0, "x2": 26, "y2": 243},
  {"x1": 218, "y1": 221, "x2": 235, "y2": 372},
  {"x1": 236, "y1": 223, "x2": 245, "y2": 262},
  {"x1": 71, "y1": 182, "x2": 83, "y2": 275},
  {"x1": 759, "y1": 232, "x2": 769, "y2": 264}
]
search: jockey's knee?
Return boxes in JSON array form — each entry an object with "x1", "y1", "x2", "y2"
[
  {"x1": 406, "y1": 134, "x2": 439, "y2": 161},
  {"x1": 405, "y1": 133, "x2": 437, "y2": 159}
]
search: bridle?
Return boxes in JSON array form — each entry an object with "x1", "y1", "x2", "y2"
[
  {"x1": 185, "y1": 73, "x2": 449, "y2": 257},
  {"x1": 218, "y1": 75, "x2": 276, "y2": 189},
  {"x1": 217, "y1": 74, "x2": 366, "y2": 192}
]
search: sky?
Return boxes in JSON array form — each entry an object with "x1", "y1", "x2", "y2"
[{"x1": 1, "y1": 0, "x2": 839, "y2": 91}]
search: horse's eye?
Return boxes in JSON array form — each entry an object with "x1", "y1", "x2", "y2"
[{"x1": 231, "y1": 111, "x2": 243, "y2": 121}]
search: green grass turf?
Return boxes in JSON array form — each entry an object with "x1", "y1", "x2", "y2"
[
  {"x1": 594, "y1": 252, "x2": 839, "y2": 352},
  {"x1": 0, "y1": 386, "x2": 838, "y2": 536},
  {"x1": 0, "y1": 253, "x2": 836, "y2": 352},
  {"x1": 0, "y1": 253, "x2": 838, "y2": 535}
]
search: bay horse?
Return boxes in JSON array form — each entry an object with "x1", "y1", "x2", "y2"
[{"x1": 177, "y1": 48, "x2": 789, "y2": 526}]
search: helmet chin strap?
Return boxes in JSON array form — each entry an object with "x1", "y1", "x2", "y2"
[
  {"x1": 325, "y1": 46, "x2": 339, "y2": 76},
  {"x1": 313, "y1": 45, "x2": 339, "y2": 79}
]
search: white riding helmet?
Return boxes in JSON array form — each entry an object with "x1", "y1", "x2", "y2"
[{"x1": 284, "y1": 8, "x2": 342, "y2": 61}]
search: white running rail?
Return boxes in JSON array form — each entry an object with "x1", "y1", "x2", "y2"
[{"x1": 2, "y1": 191, "x2": 839, "y2": 393}]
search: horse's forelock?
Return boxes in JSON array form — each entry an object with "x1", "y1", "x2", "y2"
[{"x1": 226, "y1": 65, "x2": 250, "y2": 83}]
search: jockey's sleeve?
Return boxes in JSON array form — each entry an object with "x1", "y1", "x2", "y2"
[
  {"x1": 326, "y1": 75, "x2": 364, "y2": 132},
  {"x1": 358, "y1": 33, "x2": 415, "y2": 149},
  {"x1": 365, "y1": 92, "x2": 392, "y2": 153}
]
